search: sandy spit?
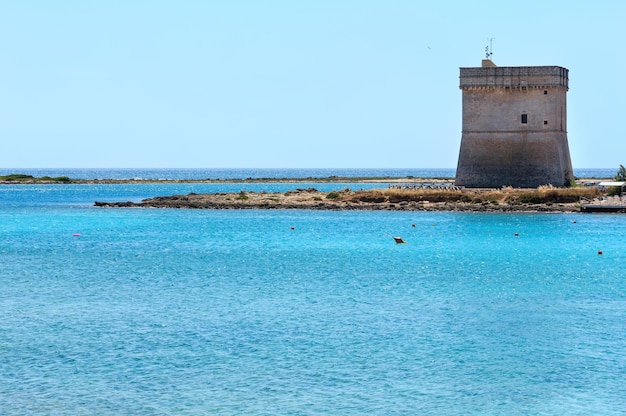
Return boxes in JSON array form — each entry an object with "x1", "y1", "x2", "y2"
[{"x1": 95, "y1": 189, "x2": 579, "y2": 213}]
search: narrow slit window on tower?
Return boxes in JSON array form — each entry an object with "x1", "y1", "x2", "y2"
[
  {"x1": 544, "y1": 90, "x2": 548, "y2": 95},
  {"x1": 521, "y1": 114, "x2": 528, "y2": 124},
  {"x1": 544, "y1": 120, "x2": 548, "y2": 125}
]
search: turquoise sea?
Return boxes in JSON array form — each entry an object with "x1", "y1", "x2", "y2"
[{"x1": 1, "y1": 169, "x2": 626, "y2": 415}]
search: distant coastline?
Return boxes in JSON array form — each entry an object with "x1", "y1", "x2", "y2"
[
  {"x1": 0, "y1": 175, "x2": 453, "y2": 185},
  {"x1": 0, "y1": 173, "x2": 614, "y2": 186},
  {"x1": 0, "y1": 167, "x2": 618, "y2": 182}
]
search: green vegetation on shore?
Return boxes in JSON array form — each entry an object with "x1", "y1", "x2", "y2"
[{"x1": 0, "y1": 174, "x2": 72, "y2": 183}]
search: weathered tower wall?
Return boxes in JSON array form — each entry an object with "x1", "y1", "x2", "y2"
[{"x1": 455, "y1": 63, "x2": 573, "y2": 188}]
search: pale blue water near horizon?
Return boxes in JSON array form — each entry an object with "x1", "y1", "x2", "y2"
[
  {"x1": 2, "y1": 169, "x2": 626, "y2": 415},
  {"x1": 0, "y1": 167, "x2": 618, "y2": 180}
]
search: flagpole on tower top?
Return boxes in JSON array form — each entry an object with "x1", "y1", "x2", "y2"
[{"x1": 485, "y1": 37, "x2": 494, "y2": 59}]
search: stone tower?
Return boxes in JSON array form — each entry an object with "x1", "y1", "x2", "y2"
[{"x1": 455, "y1": 60, "x2": 573, "y2": 188}]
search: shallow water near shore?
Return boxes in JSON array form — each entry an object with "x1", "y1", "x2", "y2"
[{"x1": 1, "y1": 179, "x2": 626, "y2": 415}]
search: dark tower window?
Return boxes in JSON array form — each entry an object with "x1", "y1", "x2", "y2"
[
  {"x1": 544, "y1": 90, "x2": 548, "y2": 95},
  {"x1": 544, "y1": 120, "x2": 548, "y2": 125},
  {"x1": 521, "y1": 114, "x2": 528, "y2": 124}
]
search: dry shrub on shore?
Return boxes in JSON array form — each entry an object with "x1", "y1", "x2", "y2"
[
  {"x1": 504, "y1": 185, "x2": 602, "y2": 204},
  {"x1": 342, "y1": 186, "x2": 603, "y2": 205},
  {"x1": 343, "y1": 189, "x2": 473, "y2": 203}
]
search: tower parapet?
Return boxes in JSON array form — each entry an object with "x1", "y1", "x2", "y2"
[
  {"x1": 460, "y1": 65, "x2": 569, "y2": 90},
  {"x1": 455, "y1": 62, "x2": 573, "y2": 188}
]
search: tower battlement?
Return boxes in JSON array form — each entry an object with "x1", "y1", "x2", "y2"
[{"x1": 460, "y1": 66, "x2": 569, "y2": 90}]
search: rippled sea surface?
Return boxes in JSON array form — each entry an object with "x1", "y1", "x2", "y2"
[{"x1": 1, "y1": 172, "x2": 625, "y2": 415}]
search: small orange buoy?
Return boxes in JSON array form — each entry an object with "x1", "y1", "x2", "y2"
[{"x1": 598, "y1": 250, "x2": 603, "y2": 255}]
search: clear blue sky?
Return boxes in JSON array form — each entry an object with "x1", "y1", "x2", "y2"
[{"x1": 1, "y1": 1, "x2": 624, "y2": 168}]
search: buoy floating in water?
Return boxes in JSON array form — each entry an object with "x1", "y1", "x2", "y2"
[
  {"x1": 72, "y1": 234, "x2": 81, "y2": 237},
  {"x1": 393, "y1": 236, "x2": 406, "y2": 244},
  {"x1": 598, "y1": 250, "x2": 603, "y2": 255}
]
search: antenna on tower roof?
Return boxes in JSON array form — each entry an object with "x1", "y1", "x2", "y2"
[{"x1": 485, "y1": 37, "x2": 495, "y2": 59}]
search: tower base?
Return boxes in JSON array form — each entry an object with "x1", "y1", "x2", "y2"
[{"x1": 455, "y1": 131, "x2": 573, "y2": 188}]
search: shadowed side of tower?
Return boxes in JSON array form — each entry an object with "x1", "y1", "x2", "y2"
[{"x1": 455, "y1": 61, "x2": 573, "y2": 188}]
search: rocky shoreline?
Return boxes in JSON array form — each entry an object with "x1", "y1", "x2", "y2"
[{"x1": 95, "y1": 188, "x2": 582, "y2": 213}]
